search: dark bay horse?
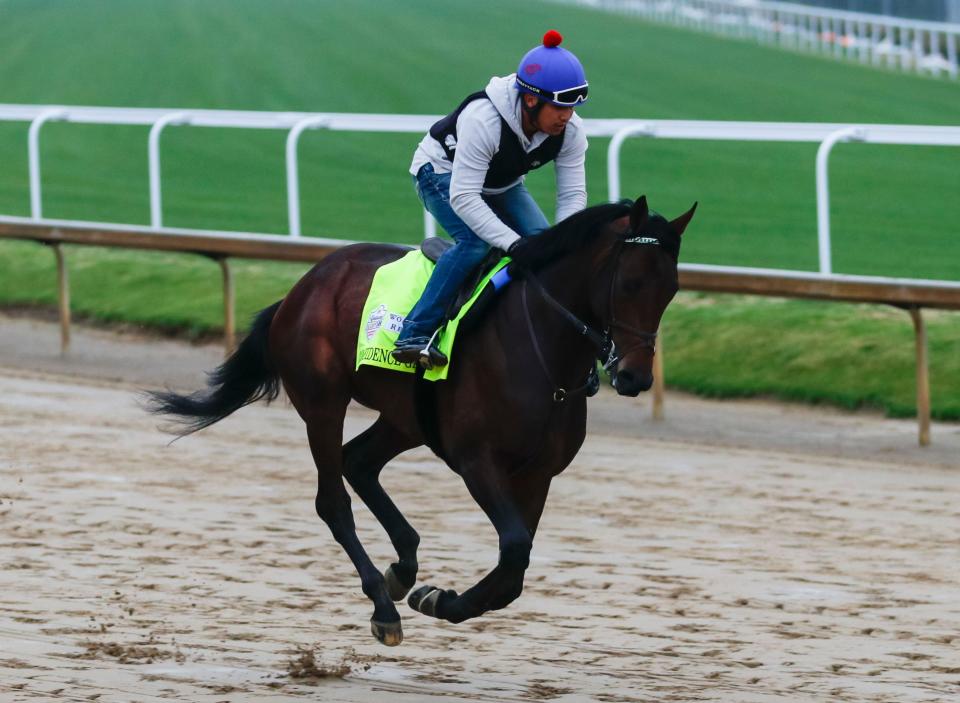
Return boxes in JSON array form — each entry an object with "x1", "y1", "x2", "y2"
[{"x1": 148, "y1": 196, "x2": 695, "y2": 646}]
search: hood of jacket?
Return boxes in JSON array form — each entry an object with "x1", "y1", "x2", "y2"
[{"x1": 483, "y1": 74, "x2": 529, "y2": 145}]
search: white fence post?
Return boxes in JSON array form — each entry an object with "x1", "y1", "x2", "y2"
[
  {"x1": 607, "y1": 124, "x2": 654, "y2": 203},
  {"x1": 815, "y1": 127, "x2": 865, "y2": 275},
  {"x1": 285, "y1": 116, "x2": 330, "y2": 238},
  {"x1": 28, "y1": 109, "x2": 66, "y2": 220},
  {"x1": 148, "y1": 112, "x2": 190, "y2": 229}
]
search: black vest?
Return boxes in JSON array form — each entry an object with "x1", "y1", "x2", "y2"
[{"x1": 428, "y1": 90, "x2": 565, "y2": 190}]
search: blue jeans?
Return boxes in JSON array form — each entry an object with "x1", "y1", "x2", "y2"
[{"x1": 397, "y1": 163, "x2": 549, "y2": 343}]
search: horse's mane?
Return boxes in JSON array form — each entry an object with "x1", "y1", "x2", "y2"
[{"x1": 519, "y1": 201, "x2": 632, "y2": 268}]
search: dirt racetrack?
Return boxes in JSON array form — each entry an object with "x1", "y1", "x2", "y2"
[{"x1": 2, "y1": 314, "x2": 959, "y2": 702}]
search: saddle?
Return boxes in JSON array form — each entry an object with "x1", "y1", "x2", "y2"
[
  {"x1": 419, "y1": 237, "x2": 505, "y2": 323},
  {"x1": 419, "y1": 236, "x2": 453, "y2": 264}
]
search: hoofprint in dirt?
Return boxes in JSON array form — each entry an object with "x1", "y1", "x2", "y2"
[{"x1": 1, "y1": 370, "x2": 959, "y2": 702}]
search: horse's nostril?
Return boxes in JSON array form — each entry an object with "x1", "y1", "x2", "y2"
[
  {"x1": 616, "y1": 370, "x2": 637, "y2": 395},
  {"x1": 637, "y1": 372, "x2": 653, "y2": 392},
  {"x1": 615, "y1": 369, "x2": 653, "y2": 395}
]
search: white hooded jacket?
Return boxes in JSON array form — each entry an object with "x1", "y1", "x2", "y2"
[{"x1": 409, "y1": 74, "x2": 588, "y2": 251}]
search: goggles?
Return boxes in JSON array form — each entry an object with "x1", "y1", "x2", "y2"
[{"x1": 516, "y1": 76, "x2": 589, "y2": 106}]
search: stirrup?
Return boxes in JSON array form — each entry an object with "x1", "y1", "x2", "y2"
[
  {"x1": 418, "y1": 345, "x2": 448, "y2": 370},
  {"x1": 417, "y1": 329, "x2": 447, "y2": 369}
]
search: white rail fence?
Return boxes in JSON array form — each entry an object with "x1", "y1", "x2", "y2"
[
  {"x1": 554, "y1": 0, "x2": 960, "y2": 78},
  {"x1": 2, "y1": 104, "x2": 960, "y2": 276}
]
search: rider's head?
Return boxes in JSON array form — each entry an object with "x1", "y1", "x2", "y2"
[{"x1": 515, "y1": 30, "x2": 588, "y2": 134}]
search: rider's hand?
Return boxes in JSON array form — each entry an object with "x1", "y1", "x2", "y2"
[{"x1": 507, "y1": 237, "x2": 535, "y2": 268}]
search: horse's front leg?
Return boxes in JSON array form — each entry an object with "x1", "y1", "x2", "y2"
[{"x1": 409, "y1": 460, "x2": 551, "y2": 624}]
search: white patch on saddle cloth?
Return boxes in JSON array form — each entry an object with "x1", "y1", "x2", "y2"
[{"x1": 365, "y1": 304, "x2": 405, "y2": 341}]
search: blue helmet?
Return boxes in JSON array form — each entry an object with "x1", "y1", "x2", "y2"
[{"x1": 515, "y1": 30, "x2": 588, "y2": 107}]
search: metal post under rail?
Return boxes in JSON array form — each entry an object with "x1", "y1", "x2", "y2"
[
  {"x1": 908, "y1": 307, "x2": 931, "y2": 447},
  {"x1": 217, "y1": 257, "x2": 236, "y2": 353},
  {"x1": 651, "y1": 328, "x2": 664, "y2": 421},
  {"x1": 51, "y1": 241, "x2": 71, "y2": 354}
]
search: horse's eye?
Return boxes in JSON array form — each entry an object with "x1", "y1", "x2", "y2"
[{"x1": 621, "y1": 278, "x2": 647, "y2": 293}]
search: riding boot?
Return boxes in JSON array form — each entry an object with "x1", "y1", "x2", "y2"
[
  {"x1": 391, "y1": 333, "x2": 448, "y2": 369},
  {"x1": 391, "y1": 336, "x2": 429, "y2": 365}
]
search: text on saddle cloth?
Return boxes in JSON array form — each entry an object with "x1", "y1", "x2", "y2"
[{"x1": 355, "y1": 250, "x2": 510, "y2": 382}]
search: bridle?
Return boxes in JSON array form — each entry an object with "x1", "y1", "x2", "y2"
[
  {"x1": 602, "y1": 240, "x2": 659, "y2": 370},
  {"x1": 520, "y1": 235, "x2": 663, "y2": 402}
]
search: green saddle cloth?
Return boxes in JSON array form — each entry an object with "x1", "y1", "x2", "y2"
[{"x1": 355, "y1": 249, "x2": 508, "y2": 382}]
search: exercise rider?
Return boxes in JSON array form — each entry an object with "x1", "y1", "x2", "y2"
[{"x1": 392, "y1": 30, "x2": 590, "y2": 368}]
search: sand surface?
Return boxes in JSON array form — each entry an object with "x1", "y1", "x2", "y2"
[{"x1": 2, "y1": 314, "x2": 959, "y2": 702}]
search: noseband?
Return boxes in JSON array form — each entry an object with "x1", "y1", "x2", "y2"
[{"x1": 520, "y1": 237, "x2": 661, "y2": 402}]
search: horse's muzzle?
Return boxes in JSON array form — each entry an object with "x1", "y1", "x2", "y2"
[{"x1": 612, "y1": 368, "x2": 654, "y2": 396}]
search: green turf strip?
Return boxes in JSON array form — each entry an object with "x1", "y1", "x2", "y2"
[
  {"x1": 3, "y1": 240, "x2": 958, "y2": 420},
  {"x1": 660, "y1": 295, "x2": 960, "y2": 421}
]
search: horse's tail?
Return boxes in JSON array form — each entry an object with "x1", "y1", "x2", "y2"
[{"x1": 145, "y1": 301, "x2": 283, "y2": 436}]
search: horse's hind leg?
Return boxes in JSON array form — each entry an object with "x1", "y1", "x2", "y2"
[
  {"x1": 342, "y1": 418, "x2": 421, "y2": 601},
  {"x1": 305, "y1": 410, "x2": 403, "y2": 646}
]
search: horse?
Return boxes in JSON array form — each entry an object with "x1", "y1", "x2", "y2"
[{"x1": 147, "y1": 195, "x2": 696, "y2": 647}]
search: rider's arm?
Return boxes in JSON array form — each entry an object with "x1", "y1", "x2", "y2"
[
  {"x1": 554, "y1": 115, "x2": 588, "y2": 223},
  {"x1": 448, "y1": 108, "x2": 522, "y2": 252}
]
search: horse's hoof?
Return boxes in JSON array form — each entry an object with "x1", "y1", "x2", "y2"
[
  {"x1": 370, "y1": 618, "x2": 403, "y2": 647},
  {"x1": 384, "y1": 564, "x2": 414, "y2": 602}
]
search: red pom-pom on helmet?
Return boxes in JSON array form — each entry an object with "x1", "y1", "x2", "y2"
[{"x1": 542, "y1": 30, "x2": 563, "y2": 48}]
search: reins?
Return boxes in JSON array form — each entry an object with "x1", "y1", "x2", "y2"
[
  {"x1": 521, "y1": 278, "x2": 603, "y2": 402},
  {"x1": 520, "y1": 238, "x2": 660, "y2": 403}
]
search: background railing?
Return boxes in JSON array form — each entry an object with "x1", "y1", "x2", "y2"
[
  {"x1": 2, "y1": 104, "x2": 960, "y2": 276},
  {"x1": 2, "y1": 104, "x2": 958, "y2": 445},
  {"x1": 789, "y1": 1, "x2": 960, "y2": 24},
  {"x1": 3, "y1": 215, "x2": 958, "y2": 446},
  {"x1": 553, "y1": 0, "x2": 960, "y2": 78}
]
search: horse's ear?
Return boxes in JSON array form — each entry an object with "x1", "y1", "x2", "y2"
[
  {"x1": 630, "y1": 195, "x2": 649, "y2": 233},
  {"x1": 670, "y1": 202, "x2": 698, "y2": 236}
]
